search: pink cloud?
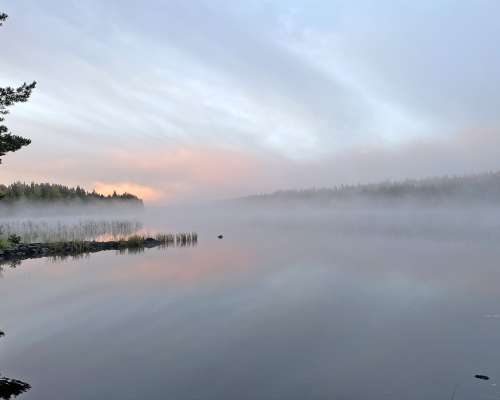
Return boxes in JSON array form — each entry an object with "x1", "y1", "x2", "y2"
[
  {"x1": 3, "y1": 129, "x2": 500, "y2": 204},
  {"x1": 104, "y1": 145, "x2": 286, "y2": 202},
  {"x1": 93, "y1": 181, "x2": 162, "y2": 202}
]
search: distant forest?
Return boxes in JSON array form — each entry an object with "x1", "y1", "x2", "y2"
[
  {"x1": 240, "y1": 172, "x2": 500, "y2": 205},
  {"x1": 0, "y1": 182, "x2": 143, "y2": 205}
]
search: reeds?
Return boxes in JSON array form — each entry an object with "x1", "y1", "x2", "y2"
[
  {"x1": 0, "y1": 219, "x2": 143, "y2": 243},
  {"x1": 154, "y1": 233, "x2": 174, "y2": 243},
  {"x1": 122, "y1": 232, "x2": 198, "y2": 247},
  {"x1": 121, "y1": 235, "x2": 145, "y2": 248},
  {"x1": 151, "y1": 232, "x2": 198, "y2": 246},
  {"x1": 0, "y1": 217, "x2": 199, "y2": 257},
  {"x1": 174, "y1": 232, "x2": 198, "y2": 247},
  {"x1": 47, "y1": 240, "x2": 94, "y2": 253}
]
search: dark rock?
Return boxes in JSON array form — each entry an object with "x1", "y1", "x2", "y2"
[
  {"x1": 0, "y1": 377, "x2": 31, "y2": 399},
  {"x1": 0, "y1": 236, "x2": 196, "y2": 265}
]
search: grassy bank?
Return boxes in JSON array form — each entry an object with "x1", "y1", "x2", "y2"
[{"x1": 0, "y1": 232, "x2": 198, "y2": 264}]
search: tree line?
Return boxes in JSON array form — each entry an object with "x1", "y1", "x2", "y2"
[
  {"x1": 241, "y1": 172, "x2": 500, "y2": 205},
  {"x1": 0, "y1": 12, "x2": 144, "y2": 205},
  {"x1": 0, "y1": 182, "x2": 143, "y2": 204}
]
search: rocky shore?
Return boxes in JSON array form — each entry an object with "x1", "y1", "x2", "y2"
[{"x1": 0, "y1": 237, "x2": 170, "y2": 263}]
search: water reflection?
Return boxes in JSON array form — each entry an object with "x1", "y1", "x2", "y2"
[
  {"x1": 0, "y1": 238, "x2": 198, "y2": 271},
  {"x1": 0, "y1": 378, "x2": 31, "y2": 400},
  {"x1": 0, "y1": 333, "x2": 31, "y2": 399},
  {"x1": 2, "y1": 209, "x2": 500, "y2": 399},
  {"x1": 0, "y1": 260, "x2": 21, "y2": 274}
]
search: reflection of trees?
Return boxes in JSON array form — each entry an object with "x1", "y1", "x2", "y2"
[
  {"x1": 0, "y1": 331, "x2": 31, "y2": 399},
  {"x1": 0, "y1": 260, "x2": 21, "y2": 277},
  {"x1": 0, "y1": 237, "x2": 198, "y2": 273},
  {"x1": 0, "y1": 378, "x2": 31, "y2": 399}
]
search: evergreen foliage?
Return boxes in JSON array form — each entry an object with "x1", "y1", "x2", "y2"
[
  {"x1": 0, "y1": 182, "x2": 143, "y2": 204},
  {"x1": 0, "y1": 12, "x2": 37, "y2": 163}
]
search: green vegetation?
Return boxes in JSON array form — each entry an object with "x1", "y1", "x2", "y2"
[
  {"x1": 7, "y1": 234, "x2": 20, "y2": 245},
  {"x1": 0, "y1": 13, "x2": 142, "y2": 204},
  {"x1": 174, "y1": 232, "x2": 198, "y2": 246},
  {"x1": 121, "y1": 234, "x2": 145, "y2": 248},
  {"x1": 0, "y1": 182, "x2": 143, "y2": 204},
  {"x1": 0, "y1": 231, "x2": 199, "y2": 264},
  {"x1": 0, "y1": 12, "x2": 37, "y2": 164},
  {"x1": 46, "y1": 240, "x2": 94, "y2": 254},
  {"x1": 119, "y1": 233, "x2": 198, "y2": 248},
  {"x1": 0, "y1": 233, "x2": 22, "y2": 250},
  {"x1": 0, "y1": 217, "x2": 198, "y2": 255},
  {"x1": 0, "y1": 219, "x2": 197, "y2": 249},
  {"x1": 154, "y1": 233, "x2": 173, "y2": 242},
  {"x1": 0, "y1": 219, "x2": 143, "y2": 243},
  {"x1": 0, "y1": 238, "x2": 9, "y2": 250}
]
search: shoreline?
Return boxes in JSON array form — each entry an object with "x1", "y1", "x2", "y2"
[{"x1": 0, "y1": 235, "x2": 197, "y2": 264}]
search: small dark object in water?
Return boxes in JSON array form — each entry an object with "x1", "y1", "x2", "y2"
[
  {"x1": 0, "y1": 331, "x2": 4, "y2": 338},
  {"x1": 0, "y1": 377, "x2": 31, "y2": 399},
  {"x1": 475, "y1": 374, "x2": 490, "y2": 380},
  {"x1": 217, "y1": 234, "x2": 223, "y2": 239}
]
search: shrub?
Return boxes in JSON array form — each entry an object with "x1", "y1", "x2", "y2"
[
  {"x1": 7, "y1": 234, "x2": 21, "y2": 245},
  {"x1": 125, "y1": 235, "x2": 145, "y2": 248},
  {"x1": 0, "y1": 238, "x2": 8, "y2": 249}
]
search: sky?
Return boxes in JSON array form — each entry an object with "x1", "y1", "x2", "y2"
[{"x1": 1, "y1": 0, "x2": 500, "y2": 204}]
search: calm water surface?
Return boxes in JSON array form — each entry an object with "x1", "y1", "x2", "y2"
[{"x1": 2, "y1": 208, "x2": 500, "y2": 399}]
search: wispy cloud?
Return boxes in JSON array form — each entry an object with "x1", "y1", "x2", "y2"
[{"x1": 1, "y1": 0, "x2": 499, "y2": 202}]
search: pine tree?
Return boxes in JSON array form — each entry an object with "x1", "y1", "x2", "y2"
[{"x1": 0, "y1": 12, "x2": 37, "y2": 164}]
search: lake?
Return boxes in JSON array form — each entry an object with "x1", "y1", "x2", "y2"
[{"x1": 2, "y1": 206, "x2": 500, "y2": 399}]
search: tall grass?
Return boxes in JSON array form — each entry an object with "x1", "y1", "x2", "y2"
[
  {"x1": 121, "y1": 235, "x2": 145, "y2": 248},
  {"x1": 174, "y1": 232, "x2": 198, "y2": 246},
  {"x1": 0, "y1": 218, "x2": 199, "y2": 259},
  {"x1": 0, "y1": 237, "x2": 9, "y2": 250},
  {"x1": 121, "y1": 232, "x2": 198, "y2": 247},
  {"x1": 0, "y1": 219, "x2": 143, "y2": 243}
]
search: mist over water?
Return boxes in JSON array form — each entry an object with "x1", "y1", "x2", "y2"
[
  {"x1": 2, "y1": 202, "x2": 500, "y2": 399},
  {"x1": 2, "y1": 0, "x2": 499, "y2": 398},
  {"x1": 0, "y1": 201, "x2": 144, "y2": 219}
]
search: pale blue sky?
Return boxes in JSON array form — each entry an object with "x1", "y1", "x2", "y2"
[{"x1": 1, "y1": 0, "x2": 499, "y2": 202}]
